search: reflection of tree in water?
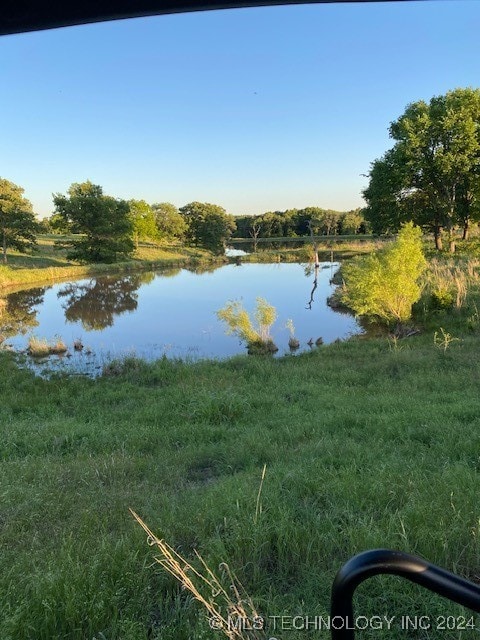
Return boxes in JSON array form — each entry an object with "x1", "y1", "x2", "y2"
[
  {"x1": 58, "y1": 273, "x2": 154, "y2": 331},
  {"x1": 305, "y1": 263, "x2": 319, "y2": 310},
  {"x1": 153, "y1": 268, "x2": 181, "y2": 278},
  {"x1": 0, "y1": 288, "x2": 46, "y2": 339}
]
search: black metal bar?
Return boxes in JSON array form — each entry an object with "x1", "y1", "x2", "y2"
[
  {"x1": 0, "y1": 0, "x2": 430, "y2": 37},
  {"x1": 330, "y1": 549, "x2": 480, "y2": 640}
]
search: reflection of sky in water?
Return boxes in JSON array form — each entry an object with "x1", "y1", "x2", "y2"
[{"x1": 5, "y1": 262, "x2": 362, "y2": 374}]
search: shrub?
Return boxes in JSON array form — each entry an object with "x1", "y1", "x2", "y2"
[
  {"x1": 339, "y1": 222, "x2": 426, "y2": 324},
  {"x1": 217, "y1": 297, "x2": 278, "y2": 354}
]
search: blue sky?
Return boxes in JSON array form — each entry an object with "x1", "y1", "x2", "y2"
[{"x1": 2, "y1": 0, "x2": 480, "y2": 218}]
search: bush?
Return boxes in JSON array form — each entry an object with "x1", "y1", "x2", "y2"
[
  {"x1": 217, "y1": 297, "x2": 278, "y2": 353},
  {"x1": 339, "y1": 222, "x2": 426, "y2": 324}
]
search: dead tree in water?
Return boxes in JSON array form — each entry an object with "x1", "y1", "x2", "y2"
[
  {"x1": 308, "y1": 220, "x2": 320, "y2": 267},
  {"x1": 306, "y1": 220, "x2": 319, "y2": 310},
  {"x1": 249, "y1": 221, "x2": 261, "y2": 253}
]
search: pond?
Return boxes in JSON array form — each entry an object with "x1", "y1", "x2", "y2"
[{"x1": 1, "y1": 262, "x2": 362, "y2": 374}]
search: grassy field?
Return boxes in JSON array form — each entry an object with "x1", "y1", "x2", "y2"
[
  {"x1": 2, "y1": 296, "x2": 480, "y2": 638},
  {"x1": 0, "y1": 235, "x2": 222, "y2": 291}
]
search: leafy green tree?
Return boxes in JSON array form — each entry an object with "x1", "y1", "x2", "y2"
[
  {"x1": 365, "y1": 88, "x2": 480, "y2": 252},
  {"x1": 295, "y1": 207, "x2": 342, "y2": 236},
  {"x1": 282, "y1": 209, "x2": 299, "y2": 236},
  {"x1": 44, "y1": 212, "x2": 73, "y2": 235},
  {"x1": 362, "y1": 149, "x2": 409, "y2": 236},
  {"x1": 179, "y1": 201, "x2": 235, "y2": 254},
  {"x1": 259, "y1": 211, "x2": 285, "y2": 237},
  {"x1": 128, "y1": 200, "x2": 158, "y2": 248},
  {"x1": 231, "y1": 214, "x2": 253, "y2": 238},
  {"x1": 339, "y1": 222, "x2": 426, "y2": 324},
  {"x1": 53, "y1": 181, "x2": 134, "y2": 263},
  {"x1": 340, "y1": 209, "x2": 365, "y2": 235},
  {"x1": 151, "y1": 202, "x2": 187, "y2": 240},
  {"x1": 0, "y1": 178, "x2": 39, "y2": 264}
]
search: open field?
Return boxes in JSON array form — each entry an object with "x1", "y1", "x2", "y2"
[{"x1": 2, "y1": 292, "x2": 480, "y2": 638}]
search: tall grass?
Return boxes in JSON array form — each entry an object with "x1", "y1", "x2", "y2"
[{"x1": 424, "y1": 259, "x2": 480, "y2": 309}]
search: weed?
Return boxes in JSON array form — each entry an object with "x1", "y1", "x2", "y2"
[
  {"x1": 467, "y1": 303, "x2": 480, "y2": 332},
  {"x1": 387, "y1": 335, "x2": 402, "y2": 352},
  {"x1": 130, "y1": 510, "x2": 266, "y2": 640},
  {"x1": 286, "y1": 319, "x2": 300, "y2": 350},
  {"x1": 433, "y1": 327, "x2": 460, "y2": 352},
  {"x1": 254, "y1": 464, "x2": 267, "y2": 525}
]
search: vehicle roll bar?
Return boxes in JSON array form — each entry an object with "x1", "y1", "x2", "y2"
[{"x1": 330, "y1": 549, "x2": 480, "y2": 639}]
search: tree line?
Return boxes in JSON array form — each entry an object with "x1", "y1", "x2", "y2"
[
  {"x1": 0, "y1": 179, "x2": 237, "y2": 263},
  {"x1": 0, "y1": 178, "x2": 368, "y2": 265},
  {"x1": 5, "y1": 85, "x2": 478, "y2": 267},
  {"x1": 233, "y1": 207, "x2": 368, "y2": 240}
]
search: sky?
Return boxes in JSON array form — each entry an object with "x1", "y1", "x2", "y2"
[{"x1": 2, "y1": 0, "x2": 480, "y2": 218}]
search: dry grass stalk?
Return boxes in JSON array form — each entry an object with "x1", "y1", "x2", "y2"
[
  {"x1": 467, "y1": 259, "x2": 480, "y2": 280},
  {"x1": 130, "y1": 509, "x2": 266, "y2": 639},
  {"x1": 254, "y1": 464, "x2": 267, "y2": 525},
  {"x1": 28, "y1": 335, "x2": 68, "y2": 357},
  {"x1": 427, "y1": 259, "x2": 472, "y2": 309},
  {"x1": 28, "y1": 336, "x2": 51, "y2": 357},
  {"x1": 50, "y1": 336, "x2": 68, "y2": 354}
]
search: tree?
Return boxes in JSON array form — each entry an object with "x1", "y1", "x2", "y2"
[
  {"x1": 44, "y1": 212, "x2": 73, "y2": 235},
  {"x1": 362, "y1": 150, "x2": 409, "y2": 235},
  {"x1": 0, "y1": 178, "x2": 38, "y2": 264},
  {"x1": 128, "y1": 200, "x2": 158, "y2": 248},
  {"x1": 340, "y1": 209, "x2": 365, "y2": 235},
  {"x1": 53, "y1": 181, "x2": 134, "y2": 263},
  {"x1": 339, "y1": 222, "x2": 426, "y2": 324},
  {"x1": 179, "y1": 201, "x2": 235, "y2": 254},
  {"x1": 364, "y1": 88, "x2": 480, "y2": 252},
  {"x1": 151, "y1": 202, "x2": 187, "y2": 240}
]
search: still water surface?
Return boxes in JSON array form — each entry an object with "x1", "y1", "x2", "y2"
[{"x1": 3, "y1": 262, "x2": 361, "y2": 373}]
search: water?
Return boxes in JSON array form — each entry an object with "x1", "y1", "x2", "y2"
[{"x1": 1, "y1": 262, "x2": 361, "y2": 374}]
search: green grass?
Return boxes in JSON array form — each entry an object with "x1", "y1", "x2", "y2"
[
  {"x1": 3, "y1": 242, "x2": 480, "y2": 639},
  {"x1": 2, "y1": 317, "x2": 480, "y2": 638}
]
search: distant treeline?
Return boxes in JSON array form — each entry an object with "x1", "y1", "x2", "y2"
[{"x1": 232, "y1": 207, "x2": 369, "y2": 239}]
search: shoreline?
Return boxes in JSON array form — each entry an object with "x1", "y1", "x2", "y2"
[
  {"x1": 0, "y1": 235, "x2": 380, "y2": 294},
  {"x1": 0, "y1": 254, "x2": 227, "y2": 294}
]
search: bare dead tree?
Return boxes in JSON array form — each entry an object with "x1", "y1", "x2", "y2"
[{"x1": 249, "y1": 221, "x2": 261, "y2": 253}]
